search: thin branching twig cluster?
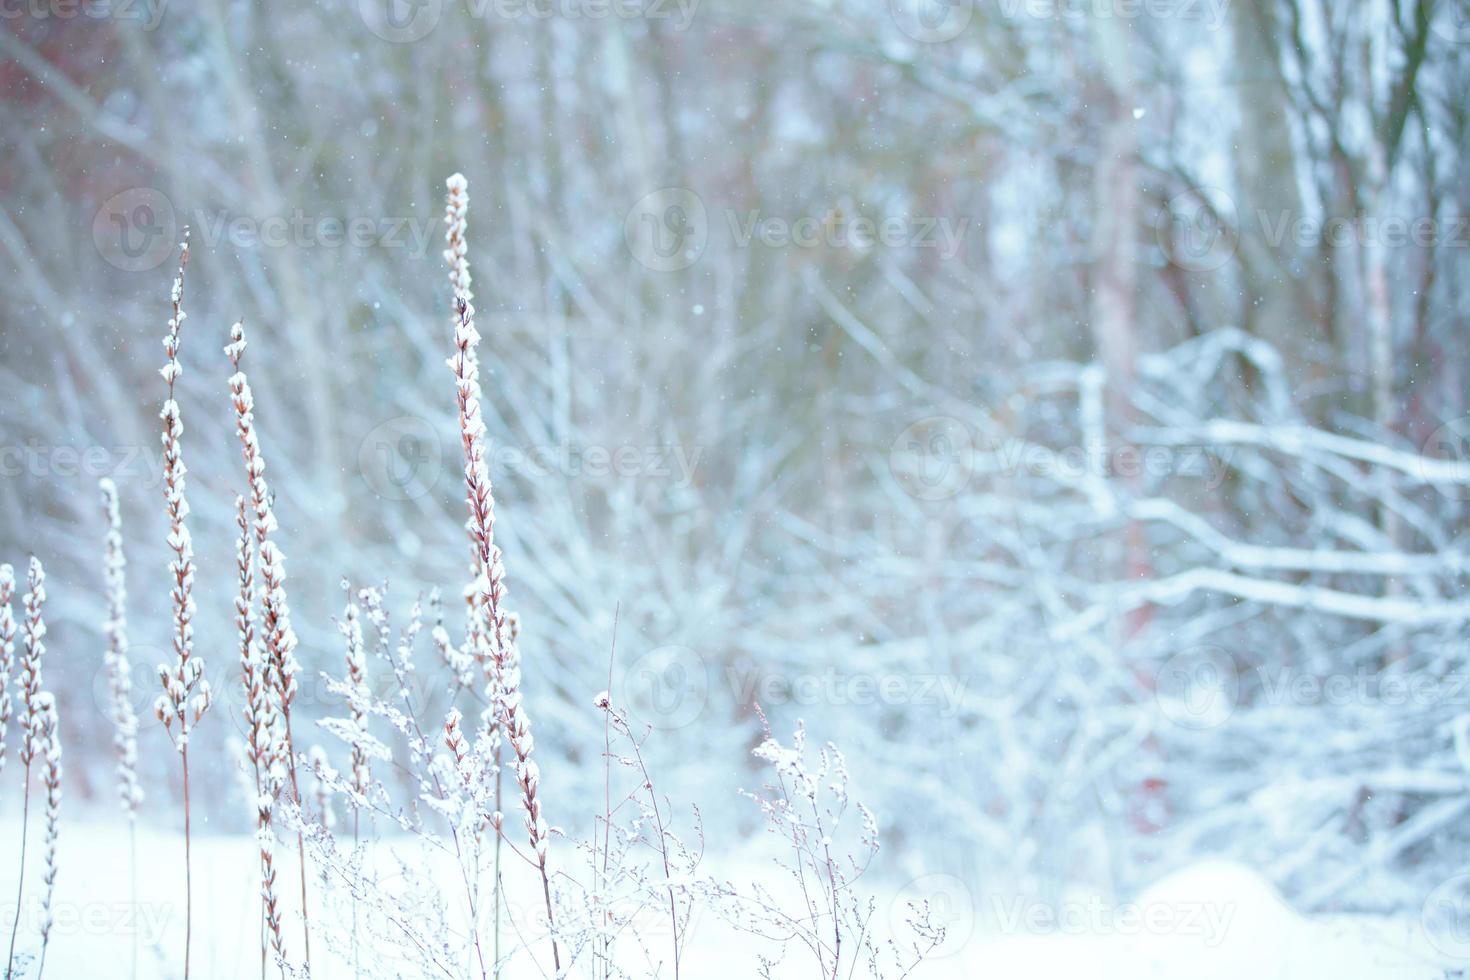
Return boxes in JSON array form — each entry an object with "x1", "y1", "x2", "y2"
[{"x1": 716, "y1": 709, "x2": 943, "y2": 980}]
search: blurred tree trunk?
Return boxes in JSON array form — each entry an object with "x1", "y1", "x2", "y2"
[{"x1": 1230, "y1": 0, "x2": 1315, "y2": 359}]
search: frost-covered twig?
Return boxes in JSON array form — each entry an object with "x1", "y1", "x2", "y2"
[
  {"x1": 713, "y1": 711, "x2": 941, "y2": 980},
  {"x1": 596, "y1": 690, "x2": 692, "y2": 979}
]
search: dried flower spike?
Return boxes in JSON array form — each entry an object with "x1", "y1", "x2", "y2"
[{"x1": 0, "y1": 564, "x2": 15, "y2": 779}]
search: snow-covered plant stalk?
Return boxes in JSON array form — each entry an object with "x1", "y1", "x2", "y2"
[
  {"x1": 0, "y1": 564, "x2": 15, "y2": 781},
  {"x1": 237, "y1": 497, "x2": 272, "y2": 790},
  {"x1": 5, "y1": 558, "x2": 47, "y2": 980},
  {"x1": 226, "y1": 319, "x2": 312, "y2": 966},
  {"x1": 236, "y1": 496, "x2": 286, "y2": 978},
  {"x1": 100, "y1": 479, "x2": 143, "y2": 821},
  {"x1": 17, "y1": 558, "x2": 46, "y2": 780},
  {"x1": 34, "y1": 693, "x2": 60, "y2": 980},
  {"x1": 100, "y1": 478, "x2": 142, "y2": 980},
  {"x1": 152, "y1": 234, "x2": 212, "y2": 980},
  {"x1": 6, "y1": 556, "x2": 47, "y2": 980},
  {"x1": 444, "y1": 170, "x2": 500, "y2": 778},
  {"x1": 444, "y1": 172, "x2": 559, "y2": 973}
]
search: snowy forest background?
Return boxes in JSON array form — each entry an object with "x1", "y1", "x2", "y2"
[{"x1": 2, "y1": 0, "x2": 1470, "y2": 974}]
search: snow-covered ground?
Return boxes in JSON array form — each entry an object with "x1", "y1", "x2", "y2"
[{"x1": 0, "y1": 818, "x2": 1448, "y2": 979}]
